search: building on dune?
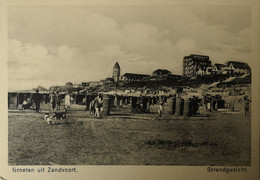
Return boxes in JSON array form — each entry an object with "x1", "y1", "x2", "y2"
[
  {"x1": 151, "y1": 69, "x2": 181, "y2": 81},
  {"x1": 121, "y1": 73, "x2": 150, "y2": 82},
  {"x1": 211, "y1": 63, "x2": 226, "y2": 75},
  {"x1": 182, "y1": 54, "x2": 212, "y2": 77},
  {"x1": 182, "y1": 54, "x2": 251, "y2": 77},
  {"x1": 225, "y1": 61, "x2": 251, "y2": 75}
]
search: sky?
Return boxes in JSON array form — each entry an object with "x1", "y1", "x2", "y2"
[{"x1": 8, "y1": 5, "x2": 251, "y2": 91}]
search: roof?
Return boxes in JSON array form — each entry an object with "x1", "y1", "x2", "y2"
[
  {"x1": 123, "y1": 73, "x2": 150, "y2": 78},
  {"x1": 113, "y1": 62, "x2": 120, "y2": 70},
  {"x1": 227, "y1": 61, "x2": 250, "y2": 69},
  {"x1": 106, "y1": 77, "x2": 114, "y2": 81},
  {"x1": 184, "y1": 54, "x2": 209, "y2": 60},
  {"x1": 8, "y1": 90, "x2": 49, "y2": 94},
  {"x1": 152, "y1": 69, "x2": 172, "y2": 75},
  {"x1": 213, "y1": 63, "x2": 225, "y2": 70},
  {"x1": 89, "y1": 81, "x2": 104, "y2": 84},
  {"x1": 190, "y1": 54, "x2": 209, "y2": 58},
  {"x1": 169, "y1": 74, "x2": 182, "y2": 77}
]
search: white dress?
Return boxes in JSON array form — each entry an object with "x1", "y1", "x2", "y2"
[{"x1": 65, "y1": 95, "x2": 71, "y2": 108}]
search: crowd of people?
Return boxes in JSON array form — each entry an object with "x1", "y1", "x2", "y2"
[
  {"x1": 21, "y1": 89, "x2": 73, "y2": 114},
  {"x1": 49, "y1": 91, "x2": 62, "y2": 113},
  {"x1": 16, "y1": 89, "x2": 250, "y2": 119},
  {"x1": 49, "y1": 91, "x2": 74, "y2": 113}
]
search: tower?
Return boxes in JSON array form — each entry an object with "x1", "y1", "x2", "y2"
[{"x1": 113, "y1": 62, "x2": 120, "y2": 84}]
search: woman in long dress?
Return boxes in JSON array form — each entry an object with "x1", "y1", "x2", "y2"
[{"x1": 64, "y1": 92, "x2": 71, "y2": 110}]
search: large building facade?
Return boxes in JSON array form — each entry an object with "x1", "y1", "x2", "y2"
[{"x1": 183, "y1": 54, "x2": 212, "y2": 77}]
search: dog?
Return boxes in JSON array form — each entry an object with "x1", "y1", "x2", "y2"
[
  {"x1": 53, "y1": 108, "x2": 67, "y2": 123},
  {"x1": 44, "y1": 108, "x2": 68, "y2": 125},
  {"x1": 44, "y1": 113, "x2": 56, "y2": 125}
]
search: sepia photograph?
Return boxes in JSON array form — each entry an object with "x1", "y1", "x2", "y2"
[
  {"x1": 7, "y1": 3, "x2": 252, "y2": 166},
  {"x1": 1, "y1": 0, "x2": 259, "y2": 179}
]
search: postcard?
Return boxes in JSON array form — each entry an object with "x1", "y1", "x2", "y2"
[{"x1": 0, "y1": 0, "x2": 259, "y2": 179}]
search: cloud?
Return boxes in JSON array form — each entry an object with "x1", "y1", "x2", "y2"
[
  {"x1": 8, "y1": 11, "x2": 251, "y2": 90},
  {"x1": 8, "y1": 39, "x2": 146, "y2": 90}
]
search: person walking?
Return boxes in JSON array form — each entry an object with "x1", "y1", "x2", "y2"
[{"x1": 33, "y1": 89, "x2": 42, "y2": 113}]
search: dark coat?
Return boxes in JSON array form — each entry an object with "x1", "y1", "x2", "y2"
[{"x1": 33, "y1": 93, "x2": 42, "y2": 104}]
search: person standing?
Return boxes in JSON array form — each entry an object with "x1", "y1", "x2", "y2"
[
  {"x1": 49, "y1": 91, "x2": 56, "y2": 113},
  {"x1": 64, "y1": 92, "x2": 71, "y2": 110},
  {"x1": 89, "y1": 100, "x2": 95, "y2": 115},
  {"x1": 136, "y1": 96, "x2": 142, "y2": 113},
  {"x1": 56, "y1": 92, "x2": 61, "y2": 110},
  {"x1": 244, "y1": 96, "x2": 250, "y2": 117},
  {"x1": 93, "y1": 93, "x2": 103, "y2": 118},
  {"x1": 34, "y1": 89, "x2": 42, "y2": 113},
  {"x1": 157, "y1": 96, "x2": 164, "y2": 120},
  {"x1": 44, "y1": 94, "x2": 48, "y2": 104}
]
